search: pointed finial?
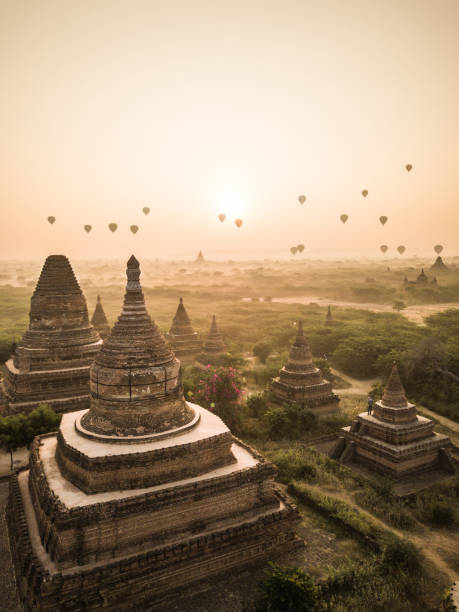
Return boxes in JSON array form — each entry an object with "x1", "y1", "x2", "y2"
[
  {"x1": 127, "y1": 254, "x2": 139, "y2": 268},
  {"x1": 97, "y1": 295, "x2": 101, "y2": 302},
  {"x1": 126, "y1": 255, "x2": 141, "y2": 290},
  {"x1": 179, "y1": 297, "x2": 183, "y2": 303}
]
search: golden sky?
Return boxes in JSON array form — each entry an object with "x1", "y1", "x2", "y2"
[{"x1": 1, "y1": 0, "x2": 458, "y2": 259}]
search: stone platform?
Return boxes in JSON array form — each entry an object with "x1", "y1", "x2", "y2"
[{"x1": 9, "y1": 432, "x2": 297, "y2": 610}]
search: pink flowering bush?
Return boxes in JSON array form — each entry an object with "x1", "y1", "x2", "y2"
[{"x1": 194, "y1": 365, "x2": 243, "y2": 429}]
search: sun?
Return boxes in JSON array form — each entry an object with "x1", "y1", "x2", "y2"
[{"x1": 216, "y1": 191, "x2": 247, "y2": 219}]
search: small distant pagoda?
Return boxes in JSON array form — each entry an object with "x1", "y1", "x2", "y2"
[
  {"x1": 431, "y1": 256, "x2": 449, "y2": 273},
  {"x1": 7, "y1": 256, "x2": 299, "y2": 610},
  {"x1": 404, "y1": 268, "x2": 438, "y2": 287},
  {"x1": 416, "y1": 269, "x2": 428, "y2": 284},
  {"x1": 271, "y1": 321, "x2": 339, "y2": 415},
  {"x1": 167, "y1": 297, "x2": 202, "y2": 362},
  {"x1": 332, "y1": 364, "x2": 456, "y2": 479},
  {"x1": 90, "y1": 295, "x2": 111, "y2": 339},
  {"x1": 195, "y1": 250, "x2": 205, "y2": 263},
  {"x1": 1, "y1": 255, "x2": 102, "y2": 415},
  {"x1": 325, "y1": 305, "x2": 334, "y2": 326},
  {"x1": 199, "y1": 315, "x2": 226, "y2": 364}
]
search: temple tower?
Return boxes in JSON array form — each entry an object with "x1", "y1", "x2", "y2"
[
  {"x1": 203, "y1": 315, "x2": 225, "y2": 353},
  {"x1": 195, "y1": 250, "x2": 205, "y2": 263},
  {"x1": 332, "y1": 364, "x2": 456, "y2": 479},
  {"x1": 1, "y1": 255, "x2": 102, "y2": 415},
  {"x1": 167, "y1": 297, "x2": 202, "y2": 362},
  {"x1": 271, "y1": 321, "x2": 339, "y2": 415},
  {"x1": 8, "y1": 256, "x2": 299, "y2": 611},
  {"x1": 430, "y1": 256, "x2": 449, "y2": 273},
  {"x1": 90, "y1": 295, "x2": 111, "y2": 339},
  {"x1": 325, "y1": 305, "x2": 334, "y2": 326}
]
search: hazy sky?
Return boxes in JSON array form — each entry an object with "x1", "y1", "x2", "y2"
[{"x1": 1, "y1": 0, "x2": 458, "y2": 260}]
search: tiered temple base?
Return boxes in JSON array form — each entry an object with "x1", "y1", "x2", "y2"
[
  {"x1": 333, "y1": 414, "x2": 455, "y2": 478},
  {"x1": 8, "y1": 404, "x2": 299, "y2": 611},
  {"x1": 332, "y1": 365, "x2": 456, "y2": 479}
]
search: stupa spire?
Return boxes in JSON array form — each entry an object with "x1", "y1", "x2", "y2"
[
  {"x1": 288, "y1": 320, "x2": 313, "y2": 365},
  {"x1": 90, "y1": 295, "x2": 110, "y2": 339},
  {"x1": 81, "y1": 256, "x2": 193, "y2": 436},
  {"x1": 167, "y1": 297, "x2": 201, "y2": 362},
  {"x1": 171, "y1": 297, "x2": 191, "y2": 327},
  {"x1": 325, "y1": 305, "x2": 334, "y2": 326},
  {"x1": 201, "y1": 315, "x2": 225, "y2": 358},
  {"x1": 381, "y1": 363, "x2": 408, "y2": 408}
]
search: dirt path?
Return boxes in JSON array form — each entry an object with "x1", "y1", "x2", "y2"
[
  {"x1": 0, "y1": 447, "x2": 29, "y2": 478},
  {"x1": 312, "y1": 485, "x2": 458, "y2": 583},
  {"x1": 273, "y1": 296, "x2": 459, "y2": 325},
  {"x1": 331, "y1": 368, "x2": 377, "y2": 396}
]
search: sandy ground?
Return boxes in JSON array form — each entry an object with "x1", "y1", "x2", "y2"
[{"x1": 273, "y1": 295, "x2": 459, "y2": 325}]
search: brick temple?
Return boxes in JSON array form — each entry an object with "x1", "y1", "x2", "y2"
[
  {"x1": 199, "y1": 314, "x2": 226, "y2": 363},
  {"x1": 331, "y1": 364, "x2": 456, "y2": 479},
  {"x1": 166, "y1": 297, "x2": 202, "y2": 362},
  {"x1": 8, "y1": 256, "x2": 299, "y2": 611},
  {"x1": 1, "y1": 255, "x2": 102, "y2": 415},
  {"x1": 325, "y1": 305, "x2": 334, "y2": 326},
  {"x1": 90, "y1": 295, "x2": 111, "y2": 339},
  {"x1": 271, "y1": 321, "x2": 339, "y2": 414}
]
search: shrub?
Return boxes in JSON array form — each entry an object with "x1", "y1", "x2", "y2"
[
  {"x1": 263, "y1": 403, "x2": 317, "y2": 439},
  {"x1": 425, "y1": 501, "x2": 456, "y2": 527},
  {"x1": 381, "y1": 537, "x2": 422, "y2": 574},
  {"x1": 246, "y1": 392, "x2": 269, "y2": 418},
  {"x1": 253, "y1": 563, "x2": 319, "y2": 612},
  {"x1": 271, "y1": 449, "x2": 317, "y2": 484}
]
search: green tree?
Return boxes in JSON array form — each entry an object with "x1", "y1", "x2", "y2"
[
  {"x1": 253, "y1": 341, "x2": 273, "y2": 364},
  {"x1": 0, "y1": 413, "x2": 28, "y2": 471},
  {"x1": 25, "y1": 404, "x2": 61, "y2": 445}
]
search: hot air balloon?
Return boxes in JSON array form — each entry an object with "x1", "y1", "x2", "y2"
[
  {"x1": 142, "y1": 207, "x2": 150, "y2": 215},
  {"x1": 397, "y1": 245, "x2": 406, "y2": 255},
  {"x1": 47, "y1": 216, "x2": 56, "y2": 225},
  {"x1": 108, "y1": 223, "x2": 118, "y2": 233},
  {"x1": 434, "y1": 244, "x2": 443, "y2": 254},
  {"x1": 405, "y1": 164, "x2": 412, "y2": 172},
  {"x1": 361, "y1": 189, "x2": 368, "y2": 198},
  {"x1": 340, "y1": 214, "x2": 348, "y2": 224},
  {"x1": 218, "y1": 213, "x2": 226, "y2": 223},
  {"x1": 380, "y1": 245, "x2": 388, "y2": 254},
  {"x1": 297, "y1": 244, "x2": 305, "y2": 253},
  {"x1": 235, "y1": 219, "x2": 243, "y2": 228},
  {"x1": 84, "y1": 225, "x2": 92, "y2": 233},
  {"x1": 130, "y1": 225, "x2": 139, "y2": 234},
  {"x1": 379, "y1": 216, "x2": 388, "y2": 226},
  {"x1": 290, "y1": 246, "x2": 298, "y2": 255},
  {"x1": 298, "y1": 195, "x2": 306, "y2": 205}
]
